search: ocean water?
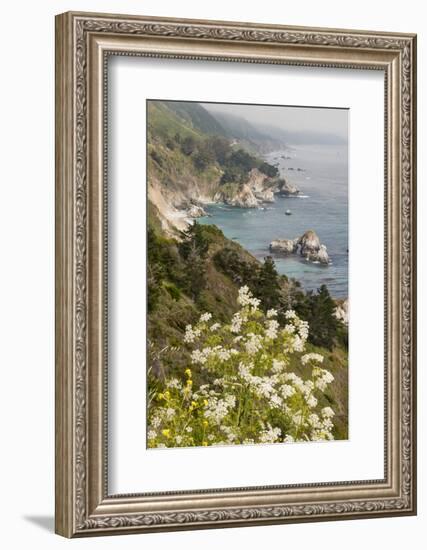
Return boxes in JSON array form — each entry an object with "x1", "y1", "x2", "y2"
[{"x1": 199, "y1": 144, "x2": 348, "y2": 298}]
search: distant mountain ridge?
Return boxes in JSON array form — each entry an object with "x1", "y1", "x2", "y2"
[
  {"x1": 202, "y1": 108, "x2": 288, "y2": 153},
  {"x1": 159, "y1": 100, "x2": 289, "y2": 153}
]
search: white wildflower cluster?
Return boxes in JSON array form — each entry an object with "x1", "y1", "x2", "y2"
[
  {"x1": 301, "y1": 353, "x2": 324, "y2": 365},
  {"x1": 184, "y1": 324, "x2": 201, "y2": 344},
  {"x1": 230, "y1": 312, "x2": 245, "y2": 334},
  {"x1": 266, "y1": 308, "x2": 278, "y2": 318},
  {"x1": 237, "y1": 285, "x2": 261, "y2": 310},
  {"x1": 312, "y1": 367, "x2": 335, "y2": 391},
  {"x1": 166, "y1": 377, "x2": 182, "y2": 390},
  {"x1": 245, "y1": 333, "x2": 263, "y2": 355},
  {"x1": 265, "y1": 319, "x2": 280, "y2": 340},
  {"x1": 147, "y1": 286, "x2": 339, "y2": 449},
  {"x1": 204, "y1": 395, "x2": 236, "y2": 425},
  {"x1": 271, "y1": 359, "x2": 285, "y2": 373},
  {"x1": 191, "y1": 345, "x2": 239, "y2": 366},
  {"x1": 259, "y1": 424, "x2": 281, "y2": 444},
  {"x1": 199, "y1": 312, "x2": 212, "y2": 323}
]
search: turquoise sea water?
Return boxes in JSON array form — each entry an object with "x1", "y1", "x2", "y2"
[{"x1": 199, "y1": 144, "x2": 348, "y2": 299}]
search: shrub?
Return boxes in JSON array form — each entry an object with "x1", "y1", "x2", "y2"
[
  {"x1": 147, "y1": 286, "x2": 336, "y2": 448},
  {"x1": 259, "y1": 161, "x2": 279, "y2": 178}
]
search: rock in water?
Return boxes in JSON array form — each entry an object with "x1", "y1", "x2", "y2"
[
  {"x1": 269, "y1": 229, "x2": 330, "y2": 265},
  {"x1": 187, "y1": 204, "x2": 207, "y2": 218},
  {"x1": 269, "y1": 238, "x2": 298, "y2": 254},
  {"x1": 274, "y1": 178, "x2": 300, "y2": 196},
  {"x1": 298, "y1": 230, "x2": 321, "y2": 255},
  {"x1": 316, "y1": 244, "x2": 330, "y2": 265}
]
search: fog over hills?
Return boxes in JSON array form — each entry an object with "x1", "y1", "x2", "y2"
[{"x1": 202, "y1": 101, "x2": 348, "y2": 147}]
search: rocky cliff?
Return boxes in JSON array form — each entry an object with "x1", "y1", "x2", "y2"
[{"x1": 147, "y1": 100, "x2": 301, "y2": 235}]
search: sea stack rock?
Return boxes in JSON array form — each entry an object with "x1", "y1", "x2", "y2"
[
  {"x1": 269, "y1": 230, "x2": 330, "y2": 265},
  {"x1": 187, "y1": 204, "x2": 207, "y2": 218},
  {"x1": 275, "y1": 178, "x2": 300, "y2": 196},
  {"x1": 269, "y1": 238, "x2": 298, "y2": 254},
  {"x1": 298, "y1": 230, "x2": 330, "y2": 264}
]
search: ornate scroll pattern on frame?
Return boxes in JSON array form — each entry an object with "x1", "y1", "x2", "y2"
[{"x1": 72, "y1": 16, "x2": 415, "y2": 532}]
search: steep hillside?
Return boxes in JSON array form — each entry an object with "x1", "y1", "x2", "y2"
[
  {"x1": 165, "y1": 101, "x2": 228, "y2": 136},
  {"x1": 147, "y1": 100, "x2": 295, "y2": 235}
]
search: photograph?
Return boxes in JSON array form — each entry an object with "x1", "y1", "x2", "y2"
[
  {"x1": 53, "y1": 9, "x2": 416, "y2": 537},
  {"x1": 146, "y1": 100, "x2": 349, "y2": 449}
]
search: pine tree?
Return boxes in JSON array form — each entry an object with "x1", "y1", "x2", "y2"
[
  {"x1": 178, "y1": 223, "x2": 209, "y2": 301},
  {"x1": 295, "y1": 284, "x2": 340, "y2": 349},
  {"x1": 254, "y1": 256, "x2": 281, "y2": 312}
]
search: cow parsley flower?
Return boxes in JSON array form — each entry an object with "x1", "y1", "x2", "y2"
[
  {"x1": 237, "y1": 286, "x2": 252, "y2": 306},
  {"x1": 285, "y1": 310, "x2": 297, "y2": 320},
  {"x1": 265, "y1": 319, "x2": 279, "y2": 340},
  {"x1": 147, "y1": 430, "x2": 157, "y2": 440},
  {"x1": 306, "y1": 394, "x2": 318, "y2": 408},
  {"x1": 230, "y1": 313, "x2": 243, "y2": 334},
  {"x1": 272, "y1": 359, "x2": 285, "y2": 373},
  {"x1": 280, "y1": 384, "x2": 295, "y2": 399},
  {"x1": 184, "y1": 324, "x2": 201, "y2": 343},
  {"x1": 301, "y1": 353, "x2": 324, "y2": 365},
  {"x1": 321, "y1": 406, "x2": 335, "y2": 418},
  {"x1": 245, "y1": 333, "x2": 263, "y2": 355},
  {"x1": 199, "y1": 312, "x2": 212, "y2": 323},
  {"x1": 259, "y1": 424, "x2": 281, "y2": 444}
]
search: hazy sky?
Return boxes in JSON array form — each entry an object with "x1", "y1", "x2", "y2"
[{"x1": 202, "y1": 102, "x2": 348, "y2": 144}]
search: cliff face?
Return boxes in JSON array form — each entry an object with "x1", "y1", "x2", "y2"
[
  {"x1": 147, "y1": 101, "x2": 299, "y2": 235},
  {"x1": 213, "y1": 168, "x2": 279, "y2": 208}
]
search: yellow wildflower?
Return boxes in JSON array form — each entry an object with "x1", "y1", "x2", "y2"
[
  {"x1": 162, "y1": 429, "x2": 170, "y2": 438},
  {"x1": 185, "y1": 368, "x2": 192, "y2": 378},
  {"x1": 202, "y1": 441, "x2": 208, "y2": 446}
]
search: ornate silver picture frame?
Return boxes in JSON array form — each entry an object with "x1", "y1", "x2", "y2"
[{"x1": 55, "y1": 11, "x2": 417, "y2": 537}]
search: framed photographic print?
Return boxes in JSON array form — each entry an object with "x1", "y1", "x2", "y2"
[{"x1": 55, "y1": 11, "x2": 417, "y2": 537}]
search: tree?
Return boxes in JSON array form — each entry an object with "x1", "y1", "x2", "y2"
[
  {"x1": 259, "y1": 161, "x2": 279, "y2": 178},
  {"x1": 192, "y1": 140, "x2": 215, "y2": 171},
  {"x1": 228, "y1": 149, "x2": 257, "y2": 172},
  {"x1": 178, "y1": 223, "x2": 209, "y2": 301},
  {"x1": 254, "y1": 256, "x2": 281, "y2": 312},
  {"x1": 295, "y1": 284, "x2": 341, "y2": 349},
  {"x1": 207, "y1": 136, "x2": 230, "y2": 165}
]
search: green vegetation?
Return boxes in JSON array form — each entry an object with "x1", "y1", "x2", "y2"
[
  {"x1": 147, "y1": 101, "x2": 279, "y2": 188},
  {"x1": 146, "y1": 100, "x2": 349, "y2": 446},
  {"x1": 147, "y1": 220, "x2": 348, "y2": 441},
  {"x1": 148, "y1": 288, "x2": 339, "y2": 448}
]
